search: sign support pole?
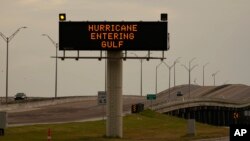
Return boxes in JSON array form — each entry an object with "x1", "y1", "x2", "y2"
[
  {"x1": 151, "y1": 99, "x2": 153, "y2": 109},
  {"x1": 106, "y1": 51, "x2": 123, "y2": 138}
]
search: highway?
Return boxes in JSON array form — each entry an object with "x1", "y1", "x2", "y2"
[
  {"x1": 3, "y1": 96, "x2": 145, "y2": 126},
  {"x1": 144, "y1": 84, "x2": 250, "y2": 126},
  {"x1": 0, "y1": 83, "x2": 248, "y2": 141},
  {"x1": 1, "y1": 84, "x2": 249, "y2": 126}
]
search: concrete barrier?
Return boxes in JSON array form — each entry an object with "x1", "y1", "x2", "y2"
[
  {"x1": 187, "y1": 119, "x2": 196, "y2": 136},
  {"x1": 0, "y1": 111, "x2": 7, "y2": 136},
  {"x1": 0, "y1": 96, "x2": 97, "y2": 112}
]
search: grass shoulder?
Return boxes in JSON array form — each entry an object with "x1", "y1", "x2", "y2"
[{"x1": 0, "y1": 109, "x2": 228, "y2": 141}]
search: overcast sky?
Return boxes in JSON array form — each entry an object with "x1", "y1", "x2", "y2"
[{"x1": 0, "y1": 0, "x2": 250, "y2": 97}]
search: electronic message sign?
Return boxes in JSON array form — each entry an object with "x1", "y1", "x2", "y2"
[{"x1": 59, "y1": 21, "x2": 168, "y2": 51}]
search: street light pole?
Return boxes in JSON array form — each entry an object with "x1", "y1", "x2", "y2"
[
  {"x1": 212, "y1": 71, "x2": 220, "y2": 86},
  {"x1": 140, "y1": 59, "x2": 142, "y2": 96},
  {"x1": 42, "y1": 34, "x2": 58, "y2": 98},
  {"x1": 130, "y1": 53, "x2": 151, "y2": 96},
  {"x1": 194, "y1": 78, "x2": 197, "y2": 85},
  {"x1": 130, "y1": 53, "x2": 142, "y2": 96},
  {"x1": 6, "y1": 38, "x2": 9, "y2": 103},
  {"x1": 181, "y1": 58, "x2": 198, "y2": 98},
  {"x1": 173, "y1": 57, "x2": 181, "y2": 88},
  {"x1": 0, "y1": 27, "x2": 27, "y2": 103},
  {"x1": 162, "y1": 62, "x2": 174, "y2": 99},
  {"x1": 203, "y1": 63, "x2": 209, "y2": 86},
  {"x1": 155, "y1": 62, "x2": 163, "y2": 94},
  {"x1": 105, "y1": 51, "x2": 107, "y2": 92}
]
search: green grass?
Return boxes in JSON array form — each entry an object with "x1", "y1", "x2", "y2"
[{"x1": 0, "y1": 110, "x2": 228, "y2": 141}]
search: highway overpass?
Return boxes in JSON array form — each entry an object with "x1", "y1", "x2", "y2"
[{"x1": 144, "y1": 84, "x2": 250, "y2": 126}]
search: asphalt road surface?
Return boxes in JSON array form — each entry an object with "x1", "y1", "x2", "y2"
[
  {"x1": 5, "y1": 95, "x2": 229, "y2": 140},
  {"x1": 7, "y1": 96, "x2": 145, "y2": 126}
]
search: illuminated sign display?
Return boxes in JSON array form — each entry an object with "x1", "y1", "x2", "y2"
[{"x1": 59, "y1": 21, "x2": 168, "y2": 51}]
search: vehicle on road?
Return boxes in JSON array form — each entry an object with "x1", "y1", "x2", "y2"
[
  {"x1": 14, "y1": 93, "x2": 27, "y2": 101},
  {"x1": 177, "y1": 91, "x2": 183, "y2": 96}
]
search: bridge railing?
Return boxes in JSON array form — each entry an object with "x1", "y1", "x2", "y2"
[{"x1": 142, "y1": 97, "x2": 250, "y2": 113}]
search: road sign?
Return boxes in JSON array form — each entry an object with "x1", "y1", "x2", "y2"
[
  {"x1": 147, "y1": 94, "x2": 156, "y2": 100},
  {"x1": 131, "y1": 104, "x2": 137, "y2": 113},
  {"x1": 59, "y1": 21, "x2": 168, "y2": 51},
  {"x1": 131, "y1": 103, "x2": 144, "y2": 113},
  {"x1": 233, "y1": 112, "x2": 239, "y2": 119},
  {"x1": 98, "y1": 91, "x2": 106, "y2": 105}
]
